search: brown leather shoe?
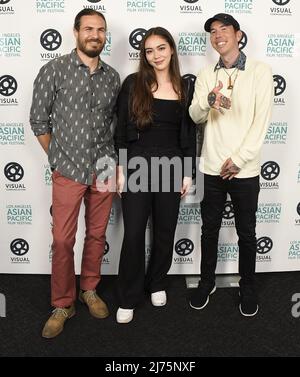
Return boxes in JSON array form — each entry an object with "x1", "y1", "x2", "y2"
[
  {"x1": 42, "y1": 305, "x2": 75, "y2": 339},
  {"x1": 79, "y1": 290, "x2": 109, "y2": 319}
]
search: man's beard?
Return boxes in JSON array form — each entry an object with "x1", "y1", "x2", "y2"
[{"x1": 77, "y1": 38, "x2": 105, "y2": 58}]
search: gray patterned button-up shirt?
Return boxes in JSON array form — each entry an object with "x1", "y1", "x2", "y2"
[{"x1": 30, "y1": 49, "x2": 120, "y2": 185}]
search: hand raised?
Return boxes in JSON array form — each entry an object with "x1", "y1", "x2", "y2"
[{"x1": 208, "y1": 80, "x2": 231, "y2": 113}]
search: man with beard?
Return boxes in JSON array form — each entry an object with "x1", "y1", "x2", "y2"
[{"x1": 30, "y1": 9, "x2": 120, "y2": 338}]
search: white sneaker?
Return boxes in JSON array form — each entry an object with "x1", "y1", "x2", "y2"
[
  {"x1": 116, "y1": 308, "x2": 134, "y2": 323},
  {"x1": 151, "y1": 291, "x2": 167, "y2": 306}
]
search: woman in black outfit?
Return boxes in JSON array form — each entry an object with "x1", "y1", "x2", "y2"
[{"x1": 114, "y1": 27, "x2": 196, "y2": 323}]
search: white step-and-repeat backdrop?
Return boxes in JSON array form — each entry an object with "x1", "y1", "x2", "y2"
[{"x1": 1, "y1": 0, "x2": 300, "y2": 275}]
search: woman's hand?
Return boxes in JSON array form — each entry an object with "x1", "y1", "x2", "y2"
[
  {"x1": 181, "y1": 176, "x2": 192, "y2": 198},
  {"x1": 116, "y1": 166, "x2": 125, "y2": 197}
]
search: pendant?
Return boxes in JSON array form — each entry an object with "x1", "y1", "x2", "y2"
[{"x1": 227, "y1": 77, "x2": 233, "y2": 90}]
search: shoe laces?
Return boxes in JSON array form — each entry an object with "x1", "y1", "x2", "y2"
[
  {"x1": 52, "y1": 307, "x2": 69, "y2": 318},
  {"x1": 83, "y1": 290, "x2": 97, "y2": 305}
]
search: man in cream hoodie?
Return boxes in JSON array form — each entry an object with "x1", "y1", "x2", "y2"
[{"x1": 189, "y1": 13, "x2": 273, "y2": 316}]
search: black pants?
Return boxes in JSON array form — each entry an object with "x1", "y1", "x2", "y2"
[
  {"x1": 200, "y1": 174, "x2": 260, "y2": 286},
  {"x1": 117, "y1": 186, "x2": 181, "y2": 309}
]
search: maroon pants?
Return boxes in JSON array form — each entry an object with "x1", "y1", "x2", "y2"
[{"x1": 51, "y1": 170, "x2": 114, "y2": 308}]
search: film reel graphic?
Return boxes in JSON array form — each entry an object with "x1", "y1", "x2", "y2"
[
  {"x1": 10, "y1": 239, "x2": 29, "y2": 256},
  {"x1": 129, "y1": 28, "x2": 147, "y2": 50},
  {"x1": 40, "y1": 29, "x2": 62, "y2": 51},
  {"x1": 257, "y1": 237, "x2": 273, "y2": 254},
  {"x1": 272, "y1": 0, "x2": 290, "y2": 6},
  {"x1": 104, "y1": 241, "x2": 109, "y2": 255},
  {"x1": 261, "y1": 161, "x2": 280, "y2": 181},
  {"x1": 297, "y1": 202, "x2": 300, "y2": 217},
  {"x1": 239, "y1": 31, "x2": 247, "y2": 50},
  {"x1": 4, "y1": 162, "x2": 24, "y2": 182},
  {"x1": 0, "y1": 75, "x2": 17, "y2": 97},
  {"x1": 223, "y1": 201, "x2": 235, "y2": 220},
  {"x1": 273, "y1": 75, "x2": 286, "y2": 96},
  {"x1": 175, "y1": 239, "x2": 194, "y2": 256}
]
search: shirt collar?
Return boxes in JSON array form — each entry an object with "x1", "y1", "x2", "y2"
[
  {"x1": 70, "y1": 49, "x2": 109, "y2": 73},
  {"x1": 214, "y1": 51, "x2": 247, "y2": 71}
]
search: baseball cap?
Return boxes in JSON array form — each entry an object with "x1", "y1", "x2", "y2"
[{"x1": 204, "y1": 13, "x2": 240, "y2": 32}]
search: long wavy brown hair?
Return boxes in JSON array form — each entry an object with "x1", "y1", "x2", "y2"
[{"x1": 131, "y1": 27, "x2": 185, "y2": 129}]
